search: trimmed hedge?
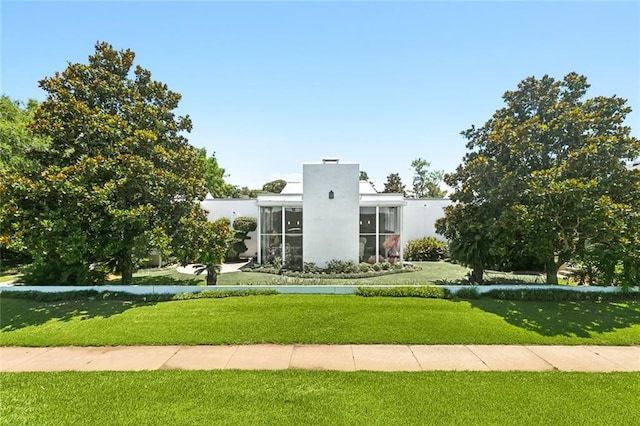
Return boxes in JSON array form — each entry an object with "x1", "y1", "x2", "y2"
[
  {"x1": 0, "y1": 289, "x2": 277, "y2": 303},
  {"x1": 484, "y1": 288, "x2": 640, "y2": 302},
  {"x1": 356, "y1": 286, "x2": 451, "y2": 298}
]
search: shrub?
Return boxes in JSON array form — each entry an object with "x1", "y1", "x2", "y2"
[
  {"x1": 356, "y1": 286, "x2": 451, "y2": 298},
  {"x1": 232, "y1": 216, "x2": 257, "y2": 233},
  {"x1": 326, "y1": 260, "x2": 359, "y2": 274},
  {"x1": 484, "y1": 288, "x2": 640, "y2": 302},
  {"x1": 303, "y1": 262, "x2": 322, "y2": 274},
  {"x1": 404, "y1": 237, "x2": 447, "y2": 261},
  {"x1": 359, "y1": 262, "x2": 373, "y2": 272},
  {"x1": 455, "y1": 286, "x2": 480, "y2": 299},
  {"x1": 0, "y1": 289, "x2": 278, "y2": 303}
]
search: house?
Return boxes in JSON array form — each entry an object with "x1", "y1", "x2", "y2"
[{"x1": 201, "y1": 159, "x2": 451, "y2": 268}]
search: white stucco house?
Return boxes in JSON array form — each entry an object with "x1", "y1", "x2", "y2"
[{"x1": 201, "y1": 159, "x2": 451, "y2": 268}]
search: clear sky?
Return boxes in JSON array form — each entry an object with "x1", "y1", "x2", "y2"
[{"x1": 2, "y1": 1, "x2": 639, "y2": 190}]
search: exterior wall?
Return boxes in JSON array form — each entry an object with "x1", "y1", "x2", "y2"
[
  {"x1": 402, "y1": 198, "x2": 452, "y2": 244},
  {"x1": 200, "y1": 199, "x2": 259, "y2": 258},
  {"x1": 302, "y1": 162, "x2": 360, "y2": 267}
]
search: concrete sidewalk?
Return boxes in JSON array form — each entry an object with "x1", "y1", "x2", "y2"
[{"x1": 2, "y1": 345, "x2": 639, "y2": 372}]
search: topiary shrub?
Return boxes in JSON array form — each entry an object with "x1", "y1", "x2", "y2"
[
  {"x1": 227, "y1": 216, "x2": 257, "y2": 260},
  {"x1": 404, "y1": 237, "x2": 447, "y2": 261}
]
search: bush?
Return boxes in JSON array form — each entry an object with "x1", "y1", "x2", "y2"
[
  {"x1": 359, "y1": 262, "x2": 373, "y2": 272},
  {"x1": 0, "y1": 289, "x2": 277, "y2": 303},
  {"x1": 455, "y1": 286, "x2": 480, "y2": 299},
  {"x1": 326, "y1": 260, "x2": 359, "y2": 274},
  {"x1": 303, "y1": 262, "x2": 322, "y2": 274},
  {"x1": 484, "y1": 288, "x2": 640, "y2": 302},
  {"x1": 232, "y1": 216, "x2": 257, "y2": 233},
  {"x1": 356, "y1": 286, "x2": 451, "y2": 298},
  {"x1": 404, "y1": 237, "x2": 447, "y2": 261}
]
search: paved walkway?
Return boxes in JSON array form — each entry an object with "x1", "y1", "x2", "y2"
[{"x1": 2, "y1": 345, "x2": 639, "y2": 372}]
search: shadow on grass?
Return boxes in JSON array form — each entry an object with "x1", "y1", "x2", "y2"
[
  {"x1": 0, "y1": 297, "x2": 154, "y2": 333},
  {"x1": 468, "y1": 299, "x2": 640, "y2": 338}
]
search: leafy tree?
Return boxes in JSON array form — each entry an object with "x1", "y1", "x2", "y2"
[
  {"x1": 1, "y1": 42, "x2": 208, "y2": 284},
  {"x1": 0, "y1": 96, "x2": 48, "y2": 271},
  {"x1": 410, "y1": 158, "x2": 447, "y2": 198},
  {"x1": 359, "y1": 171, "x2": 369, "y2": 181},
  {"x1": 442, "y1": 72, "x2": 640, "y2": 284},
  {"x1": 0, "y1": 96, "x2": 49, "y2": 171},
  {"x1": 179, "y1": 217, "x2": 233, "y2": 285},
  {"x1": 262, "y1": 179, "x2": 287, "y2": 193},
  {"x1": 382, "y1": 173, "x2": 406, "y2": 195},
  {"x1": 195, "y1": 148, "x2": 236, "y2": 198}
]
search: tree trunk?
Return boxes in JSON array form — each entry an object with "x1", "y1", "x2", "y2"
[
  {"x1": 120, "y1": 248, "x2": 134, "y2": 285},
  {"x1": 546, "y1": 257, "x2": 558, "y2": 285},
  {"x1": 470, "y1": 267, "x2": 484, "y2": 284},
  {"x1": 206, "y1": 271, "x2": 217, "y2": 286}
]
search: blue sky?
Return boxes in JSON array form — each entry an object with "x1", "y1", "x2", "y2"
[{"x1": 2, "y1": 1, "x2": 639, "y2": 190}]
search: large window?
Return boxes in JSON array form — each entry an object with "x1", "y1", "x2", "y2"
[
  {"x1": 260, "y1": 206, "x2": 303, "y2": 269},
  {"x1": 359, "y1": 206, "x2": 401, "y2": 263}
]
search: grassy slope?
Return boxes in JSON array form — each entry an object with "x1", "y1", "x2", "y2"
[
  {"x1": 2, "y1": 295, "x2": 639, "y2": 346},
  {"x1": 2, "y1": 370, "x2": 639, "y2": 425}
]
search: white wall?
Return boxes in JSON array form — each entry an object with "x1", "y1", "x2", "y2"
[
  {"x1": 303, "y1": 162, "x2": 360, "y2": 267},
  {"x1": 402, "y1": 198, "x2": 452, "y2": 245},
  {"x1": 200, "y1": 199, "x2": 259, "y2": 258}
]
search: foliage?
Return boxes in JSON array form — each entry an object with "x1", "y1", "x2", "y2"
[
  {"x1": 195, "y1": 148, "x2": 236, "y2": 197},
  {"x1": 359, "y1": 170, "x2": 369, "y2": 181},
  {"x1": 441, "y1": 72, "x2": 640, "y2": 285},
  {"x1": 226, "y1": 216, "x2": 258, "y2": 261},
  {"x1": 410, "y1": 157, "x2": 447, "y2": 198},
  {"x1": 484, "y1": 288, "x2": 640, "y2": 302},
  {"x1": 1, "y1": 42, "x2": 209, "y2": 285},
  {"x1": 454, "y1": 286, "x2": 480, "y2": 299},
  {"x1": 262, "y1": 179, "x2": 287, "y2": 193},
  {"x1": 404, "y1": 237, "x2": 447, "y2": 261},
  {"x1": 232, "y1": 216, "x2": 257, "y2": 233},
  {"x1": 355, "y1": 286, "x2": 450, "y2": 298},
  {"x1": 0, "y1": 96, "x2": 49, "y2": 171},
  {"x1": 325, "y1": 259, "x2": 359, "y2": 274},
  {"x1": 382, "y1": 173, "x2": 406, "y2": 195},
  {"x1": 0, "y1": 288, "x2": 277, "y2": 303},
  {"x1": 190, "y1": 218, "x2": 233, "y2": 285}
]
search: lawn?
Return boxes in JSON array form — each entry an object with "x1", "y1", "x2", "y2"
[
  {"x1": 102, "y1": 261, "x2": 549, "y2": 286},
  {"x1": 2, "y1": 295, "x2": 639, "y2": 346},
  {"x1": 1, "y1": 370, "x2": 638, "y2": 425}
]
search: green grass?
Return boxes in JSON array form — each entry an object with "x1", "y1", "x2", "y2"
[
  {"x1": 217, "y1": 261, "x2": 549, "y2": 285},
  {"x1": 2, "y1": 295, "x2": 638, "y2": 346},
  {"x1": 1, "y1": 370, "x2": 638, "y2": 425}
]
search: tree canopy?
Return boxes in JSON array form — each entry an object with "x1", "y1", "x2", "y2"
[
  {"x1": 195, "y1": 148, "x2": 236, "y2": 197},
  {"x1": 410, "y1": 157, "x2": 447, "y2": 198},
  {"x1": 438, "y1": 72, "x2": 640, "y2": 285},
  {"x1": 1, "y1": 42, "x2": 209, "y2": 284},
  {"x1": 382, "y1": 173, "x2": 406, "y2": 195},
  {"x1": 0, "y1": 96, "x2": 48, "y2": 171}
]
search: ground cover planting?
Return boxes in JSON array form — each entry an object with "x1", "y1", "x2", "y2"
[
  {"x1": 2, "y1": 295, "x2": 638, "y2": 346},
  {"x1": 1, "y1": 370, "x2": 638, "y2": 425}
]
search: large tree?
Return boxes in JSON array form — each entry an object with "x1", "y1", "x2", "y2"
[
  {"x1": 195, "y1": 148, "x2": 236, "y2": 198},
  {"x1": 1, "y1": 42, "x2": 208, "y2": 284},
  {"x1": 441, "y1": 73, "x2": 640, "y2": 284},
  {"x1": 382, "y1": 173, "x2": 406, "y2": 195},
  {"x1": 410, "y1": 158, "x2": 447, "y2": 198}
]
